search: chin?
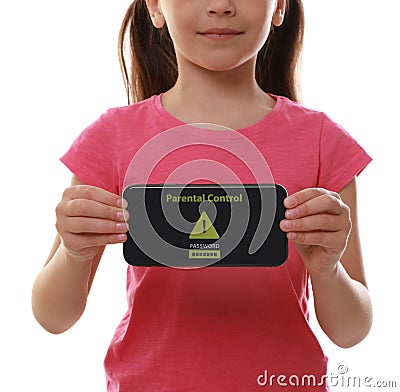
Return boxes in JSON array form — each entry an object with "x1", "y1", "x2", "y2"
[{"x1": 197, "y1": 60, "x2": 247, "y2": 73}]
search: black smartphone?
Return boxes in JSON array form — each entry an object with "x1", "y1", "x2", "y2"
[{"x1": 123, "y1": 184, "x2": 287, "y2": 268}]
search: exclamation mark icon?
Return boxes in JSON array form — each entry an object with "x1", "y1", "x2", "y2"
[{"x1": 189, "y1": 211, "x2": 220, "y2": 239}]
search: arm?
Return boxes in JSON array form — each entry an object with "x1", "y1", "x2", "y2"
[
  {"x1": 31, "y1": 175, "x2": 128, "y2": 334},
  {"x1": 280, "y1": 178, "x2": 373, "y2": 348}
]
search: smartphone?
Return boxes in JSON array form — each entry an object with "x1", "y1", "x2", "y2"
[{"x1": 123, "y1": 184, "x2": 287, "y2": 268}]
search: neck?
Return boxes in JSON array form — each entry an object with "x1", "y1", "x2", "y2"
[{"x1": 162, "y1": 58, "x2": 274, "y2": 128}]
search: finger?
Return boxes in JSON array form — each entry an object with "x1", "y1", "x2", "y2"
[
  {"x1": 63, "y1": 185, "x2": 125, "y2": 208},
  {"x1": 284, "y1": 188, "x2": 340, "y2": 209},
  {"x1": 62, "y1": 232, "x2": 128, "y2": 250},
  {"x1": 63, "y1": 217, "x2": 129, "y2": 234},
  {"x1": 280, "y1": 214, "x2": 344, "y2": 233},
  {"x1": 286, "y1": 231, "x2": 348, "y2": 250},
  {"x1": 66, "y1": 199, "x2": 129, "y2": 222},
  {"x1": 285, "y1": 194, "x2": 346, "y2": 219}
]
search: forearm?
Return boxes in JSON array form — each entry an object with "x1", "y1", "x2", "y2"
[
  {"x1": 309, "y1": 262, "x2": 373, "y2": 348},
  {"x1": 31, "y1": 245, "x2": 95, "y2": 334}
]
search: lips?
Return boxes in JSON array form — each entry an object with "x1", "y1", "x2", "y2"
[
  {"x1": 199, "y1": 28, "x2": 243, "y2": 39},
  {"x1": 200, "y1": 28, "x2": 242, "y2": 35}
]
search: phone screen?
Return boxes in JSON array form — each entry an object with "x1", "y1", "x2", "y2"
[{"x1": 123, "y1": 184, "x2": 287, "y2": 268}]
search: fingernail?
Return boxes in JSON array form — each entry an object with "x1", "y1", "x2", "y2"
[
  {"x1": 116, "y1": 223, "x2": 129, "y2": 232},
  {"x1": 285, "y1": 197, "x2": 296, "y2": 208},
  {"x1": 282, "y1": 220, "x2": 294, "y2": 229},
  {"x1": 117, "y1": 198, "x2": 128, "y2": 208},
  {"x1": 117, "y1": 210, "x2": 129, "y2": 221},
  {"x1": 286, "y1": 209, "x2": 296, "y2": 219}
]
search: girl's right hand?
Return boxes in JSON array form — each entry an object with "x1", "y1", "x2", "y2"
[{"x1": 55, "y1": 185, "x2": 129, "y2": 262}]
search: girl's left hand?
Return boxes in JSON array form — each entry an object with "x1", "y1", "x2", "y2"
[{"x1": 279, "y1": 188, "x2": 352, "y2": 274}]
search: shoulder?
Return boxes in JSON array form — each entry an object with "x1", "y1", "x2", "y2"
[
  {"x1": 274, "y1": 94, "x2": 326, "y2": 125},
  {"x1": 273, "y1": 94, "x2": 353, "y2": 141},
  {"x1": 268, "y1": 94, "x2": 334, "y2": 146},
  {"x1": 101, "y1": 95, "x2": 158, "y2": 124},
  {"x1": 66, "y1": 96, "x2": 160, "y2": 150}
]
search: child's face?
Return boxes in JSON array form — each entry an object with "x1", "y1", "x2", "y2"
[{"x1": 147, "y1": 0, "x2": 285, "y2": 72}]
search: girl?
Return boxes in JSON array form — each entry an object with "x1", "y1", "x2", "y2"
[{"x1": 32, "y1": 0, "x2": 373, "y2": 391}]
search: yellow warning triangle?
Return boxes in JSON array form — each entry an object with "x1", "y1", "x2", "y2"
[{"x1": 189, "y1": 211, "x2": 220, "y2": 239}]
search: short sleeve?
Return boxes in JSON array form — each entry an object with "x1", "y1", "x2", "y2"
[
  {"x1": 317, "y1": 114, "x2": 372, "y2": 192},
  {"x1": 60, "y1": 109, "x2": 118, "y2": 194}
]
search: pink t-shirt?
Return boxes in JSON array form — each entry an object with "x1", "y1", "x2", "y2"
[{"x1": 61, "y1": 94, "x2": 371, "y2": 391}]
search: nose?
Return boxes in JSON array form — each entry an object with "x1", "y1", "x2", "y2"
[{"x1": 206, "y1": 0, "x2": 236, "y2": 17}]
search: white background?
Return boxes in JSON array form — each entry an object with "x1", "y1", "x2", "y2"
[{"x1": 1, "y1": 1, "x2": 399, "y2": 390}]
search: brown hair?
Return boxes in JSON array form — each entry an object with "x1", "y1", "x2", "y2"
[{"x1": 118, "y1": 0, "x2": 304, "y2": 104}]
